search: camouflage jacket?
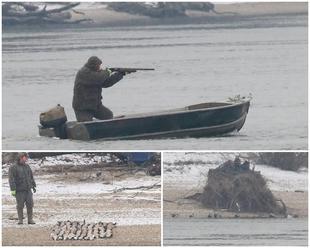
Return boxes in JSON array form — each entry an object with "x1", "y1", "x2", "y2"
[
  {"x1": 72, "y1": 65, "x2": 123, "y2": 111},
  {"x1": 9, "y1": 163, "x2": 36, "y2": 192}
]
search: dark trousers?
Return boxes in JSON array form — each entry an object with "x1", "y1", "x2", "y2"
[
  {"x1": 16, "y1": 190, "x2": 34, "y2": 223},
  {"x1": 16, "y1": 190, "x2": 33, "y2": 210},
  {"x1": 74, "y1": 104, "x2": 113, "y2": 122}
]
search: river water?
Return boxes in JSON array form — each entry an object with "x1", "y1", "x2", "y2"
[
  {"x1": 164, "y1": 218, "x2": 308, "y2": 246},
  {"x1": 2, "y1": 14, "x2": 307, "y2": 150}
]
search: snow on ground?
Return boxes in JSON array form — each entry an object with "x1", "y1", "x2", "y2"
[
  {"x1": 2, "y1": 175, "x2": 161, "y2": 197},
  {"x1": 163, "y1": 152, "x2": 245, "y2": 191},
  {"x1": 2, "y1": 204, "x2": 160, "y2": 227},
  {"x1": 2, "y1": 153, "x2": 161, "y2": 227},
  {"x1": 164, "y1": 152, "x2": 308, "y2": 192},
  {"x1": 2, "y1": 172, "x2": 161, "y2": 227},
  {"x1": 254, "y1": 164, "x2": 307, "y2": 191},
  {"x1": 2, "y1": 153, "x2": 119, "y2": 175},
  {"x1": 163, "y1": 152, "x2": 237, "y2": 165}
]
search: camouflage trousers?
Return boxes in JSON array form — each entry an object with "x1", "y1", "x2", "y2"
[
  {"x1": 74, "y1": 104, "x2": 113, "y2": 122},
  {"x1": 16, "y1": 190, "x2": 33, "y2": 210}
]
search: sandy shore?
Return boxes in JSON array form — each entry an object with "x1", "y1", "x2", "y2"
[
  {"x1": 164, "y1": 186, "x2": 308, "y2": 219},
  {"x1": 71, "y1": 2, "x2": 307, "y2": 26},
  {"x1": 2, "y1": 224, "x2": 160, "y2": 246},
  {"x1": 273, "y1": 191, "x2": 308, "y2": 217},
  {"x1": 214, "y1": 2, "x2": 307, "y2": 16}
]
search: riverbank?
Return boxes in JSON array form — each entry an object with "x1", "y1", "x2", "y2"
[
  {"x1": 71, "y1": 2, "x2": 308, "y2": 26},
  {"x1": 2, "y1": 157, "x2": 161, "y2": 246},
  {"x1": 164, "y1": 187, "x2": 308, "y2": 219}
]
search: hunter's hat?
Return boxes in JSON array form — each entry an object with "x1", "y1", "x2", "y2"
[
  {"x1": 86, "y1": 56, "x2": 102, "y2": 69},
  {"x1": 16, "y1": 152, "x2": 28, "y2": 161}
]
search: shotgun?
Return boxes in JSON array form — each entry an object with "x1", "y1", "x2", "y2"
[{"x1": 108, "y1": 67, "x2": 154, "y2": 74}]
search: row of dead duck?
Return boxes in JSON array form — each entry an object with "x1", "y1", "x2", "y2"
[
  {"x1": 170, "y1": 212, "x2": 223, "y2": 219},
  {"x1": 50, "y1": 220, "x2": 116, "y2": 241},
  {"x1": 170, "y1": 212, "x2": 298, "y2": 219}
]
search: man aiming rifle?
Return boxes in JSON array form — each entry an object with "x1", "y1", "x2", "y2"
[{"x1": 72, "y1": 56, "x2": 153, "y2": 122}]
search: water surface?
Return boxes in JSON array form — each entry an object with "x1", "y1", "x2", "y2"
[{"x1": 164, "y1": 218, "x2": 308, "y2": 246}]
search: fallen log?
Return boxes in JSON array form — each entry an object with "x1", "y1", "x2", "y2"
[
  {"x1": 113, "y1": 182, "x2": 161, "y2": 193},
  {"x1": 47, "y1": 3, "x2": 80, "y2": 14},
  {"x1": 2, "y1": 2, "x2": 91, "y2": 26},
  {"x1": 107, "y1": 2, "x2": 237, "y2": 18}
]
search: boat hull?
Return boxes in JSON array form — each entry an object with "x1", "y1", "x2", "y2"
[{"x1": 64, "y1": 101, "x2": 250, "y2": 141}]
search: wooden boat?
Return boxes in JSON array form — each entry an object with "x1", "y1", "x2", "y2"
[{"x1": 39, "y1": 100, "x2": 250, "y2": 141}]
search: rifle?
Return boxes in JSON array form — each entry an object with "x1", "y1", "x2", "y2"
[{"x1": 108, "y1": 67, "x2": 154, "y2": 74}]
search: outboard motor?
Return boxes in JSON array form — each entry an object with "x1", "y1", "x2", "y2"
[{"x1": 39, "y1": 104, "x2": 68, "y2": 139}]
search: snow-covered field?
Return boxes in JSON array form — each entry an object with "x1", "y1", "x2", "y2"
[
  {"x1": 164, "y1": 152, "x2": 308, "y2": 192},
  {"x1": 3, "y1": 175, "x2": 161, "y2": 227},
  {"x1": 2, "y1": 174, "x2": 160, "y2": 197}
]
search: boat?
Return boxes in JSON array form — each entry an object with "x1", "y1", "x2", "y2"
[{"x1": 38, "y1": 100, "x2": 250, "y2": 141}]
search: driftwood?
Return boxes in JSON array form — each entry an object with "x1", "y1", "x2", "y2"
[
  {"x1": 50, "y1": 220, "x2": 116, "y2": 241},
  {"x1": 2, "y1": 2, "x2": 92, "y2": 26},
  {"x1": 107, "y1": 2, "x2": 186, "y2": 18},
  {"x1": 201, "y1": 158, "x2": 286, "y2": 216},
  {"x1": 113, "y1": 182, "x2": 161, "y2": 193},
  {"x1": 107, "y1": 2, "x2": 237, "y2": 18}
]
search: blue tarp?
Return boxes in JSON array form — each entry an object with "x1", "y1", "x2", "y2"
[{"x1": 124, "y1": 152, "x2": 153, "y2": 163}]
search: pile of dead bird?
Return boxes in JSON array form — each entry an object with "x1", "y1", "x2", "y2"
[
  {"x1": 201, "y1": 157, "x2": 287, "y2": 216},
  {"x1": 50, "y1": 220, "x2": 116, "y2": 241},
  {"x1": 2, "y1": 2, "x2": 91, "y2": 26}
]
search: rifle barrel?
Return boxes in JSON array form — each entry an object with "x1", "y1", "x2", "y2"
[
  {"x1": 109, "y1": 67, "x2": 154, "y2": 71},
  {"x1": 133, "y1": 68, "x2": 154, "y2": 70}
]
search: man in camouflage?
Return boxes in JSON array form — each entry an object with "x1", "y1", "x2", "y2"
[
  {"x1": 73, "y1": 56, "x2": 125, "y2": 122},
  {"x1": 9, "y1": 153, "x2": 36, "y2": 225}
]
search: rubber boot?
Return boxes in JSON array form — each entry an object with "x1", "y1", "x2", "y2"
[
  {"x1": 17, "y1": 208, "x2": 23, "y2": 225},
  {"x1": 27, "y1": 207, "x2": 35, "y2": 225}
]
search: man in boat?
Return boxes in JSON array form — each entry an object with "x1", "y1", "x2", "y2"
[
  {"x1": 72, "y1": 56, "x2": 124, "y2": 122},
  {"x1": 8, "y1": 152, "x2": 36, "y2": 225}
]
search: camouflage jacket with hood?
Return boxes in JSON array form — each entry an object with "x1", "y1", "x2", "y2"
[
  {"x1": 9, "y1": 162, "x2": 36, "y2": 192},
  {"x1": 72, "y1": 58, "x2": 123, "y2": 111}
]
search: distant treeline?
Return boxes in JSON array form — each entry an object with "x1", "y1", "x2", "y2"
[{"x1": 257, "y1": 152, "x2": 307, "y2": 171}]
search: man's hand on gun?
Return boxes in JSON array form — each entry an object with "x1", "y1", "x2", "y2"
[{"x1": 116, "y1": 70, "x2": 134, "y2": 76}]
